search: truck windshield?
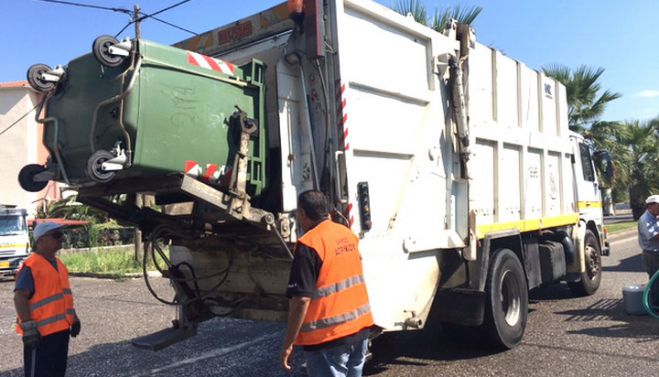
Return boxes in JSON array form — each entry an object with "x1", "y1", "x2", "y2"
[{"x1": 0, "y1": 216, "x2": 25, "y2": 236}]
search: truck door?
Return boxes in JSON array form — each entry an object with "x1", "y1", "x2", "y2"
[{"x1": 573, "y1": 139, "x2": 602, "y2": 216}]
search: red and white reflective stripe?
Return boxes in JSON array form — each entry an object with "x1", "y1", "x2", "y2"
[
  {"x1": 204, "y1": 163, "x2": 220, "y2": 181},
  {"x1": 187, "y1": 51, "x2": 236, "y2": 75},
  {"x1": 336, "y1": 79, "x2": 354, "y2": 227},
  {"x1": 184, "y1": 160, "x2": 202, "y2": 177},
  {"x1": 336, "y1": 81, "x2": 350, "y2": 152},
  {"x1": 345, "y1": 203, "x2": 354, "y2": 228}
]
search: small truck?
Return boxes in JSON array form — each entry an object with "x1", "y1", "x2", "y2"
[
  {"x1": 20, "y1": 0, "x2": 611, "y2": 351},
  {"x1": 0, "y1": 205, "x2": 30, "y2": 278}
]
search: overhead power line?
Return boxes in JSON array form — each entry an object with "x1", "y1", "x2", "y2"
[
  {"x1": 140, "y1": 0, "x2": 192, "y2": 20},
  {"x1": 38, "y1": 0, "x2": 131, "y2": 14},
  {"x1": 0, "y1": 103, "x2": 40, "y2": 138},
  {"x1": 149, "y1": 15, "x2": 198, "y2": 36},
  {"x1": 39, "y1": 0, "x2": 198, "y2": 37}
]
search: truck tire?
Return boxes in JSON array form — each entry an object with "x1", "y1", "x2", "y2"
[
  {"x1": 568, "y1": 230, "x2": 602, "y2": 296},
  {"x1": 482, "y1": 248, "x2": 528, "y2": 349}
]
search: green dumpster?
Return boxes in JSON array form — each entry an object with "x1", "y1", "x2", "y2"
[{"x1": 25, "y1": 37, "x2": 267, "y2": 197}]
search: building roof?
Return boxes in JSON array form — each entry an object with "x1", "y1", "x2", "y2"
[{"x1": 0, "y1": 81, "x2": 30, "y2": 89}]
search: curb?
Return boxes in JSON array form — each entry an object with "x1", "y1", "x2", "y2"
[
  {"x1": 69, "y1": 270, "x2": 162, "y2": 280},
  {"x1": 607, "y1": 229, "x2": 637, "y2": 243}
]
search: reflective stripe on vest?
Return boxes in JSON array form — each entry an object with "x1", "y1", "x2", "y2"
[
  {"x1": 16, "y1": 254, "x2": 75, "y2": 337},
  {"x1": 294, "y1": 220, "x2": 374, "y2": 346},
  {"x1": 301, "y1": 303, "x2": 371, "y2": 332},
  {"x1": 311, "y1": 274, "x2": 365, "y2": 299},
  {"x1": 30, "y1": 293, "x2": 65, "y2": 311}
]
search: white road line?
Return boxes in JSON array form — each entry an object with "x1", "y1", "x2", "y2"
[{"x1": 129, "y1": 332, "x2": 279, "y2": 377}]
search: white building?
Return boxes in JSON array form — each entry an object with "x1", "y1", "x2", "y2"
[{"x1": 0, "y1": 81, "x2": 61, "y2": 217}]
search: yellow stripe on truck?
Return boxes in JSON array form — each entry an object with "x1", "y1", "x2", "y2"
[
  {"x1": 477, "y1": 213, "x2": 580, "y2": 239},
  {"x1": 577, "y1": 201, "x2": 602, "y2": 210},
  {"x1": 0, "y1": 243, "x2": 28, "y2": 250}
]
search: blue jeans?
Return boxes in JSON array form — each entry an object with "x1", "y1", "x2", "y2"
[{"x1": 303, "y1": 338, "x2": 369, "y2": 377}]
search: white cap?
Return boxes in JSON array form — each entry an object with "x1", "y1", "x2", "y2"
[
  {"x1": 33, "y1": 222, "x2": 66, "y2": 242},
  {"x1": 646, "y1": 195, "x2": 659, "y2": 205}
]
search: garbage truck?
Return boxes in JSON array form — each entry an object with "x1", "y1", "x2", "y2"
[
  {"x1": 19, "y1": 0, "x2": 612, "y2": 350},
  {"x1": 0, "y1": 205, "x2": 30, "y2": 278}
]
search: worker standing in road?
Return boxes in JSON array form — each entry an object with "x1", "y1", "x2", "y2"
[
  {"x1": 638, "y1": 195, "x2": 659, "y2": 306},
  {"x1": 280, "y1": 190, "x2": 375, "y2": 377},
  {"x1": 14, "y1": 222, "x2": 81, "y2": 377}
]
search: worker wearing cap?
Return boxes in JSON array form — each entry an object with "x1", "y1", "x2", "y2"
[
  {"x1": 14, "y1": 222, "x2": 81, "y2": 377},
  {"x1": 638, "y1": 195, "x2": 659, "y2": 307},
  {"x1": 280, "y1": 190, "x2": 374, "y2": 377}
]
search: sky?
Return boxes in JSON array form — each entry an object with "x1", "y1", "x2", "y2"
[{"x1": 1, "y1": 0, "x2": 657, "y2": 123}]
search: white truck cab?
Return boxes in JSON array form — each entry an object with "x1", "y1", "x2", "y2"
[{"x1": 0, "y1": 206, "x2": 30, "y2": 278}]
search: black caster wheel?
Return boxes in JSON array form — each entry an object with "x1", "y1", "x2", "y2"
[
  {"x1": 86, "y1": 150, "x2": 116, "y2": 183},
  {"x1": 26, "y1": 64, "x2": 56, "y2": 92},
  {"x1": 18, "y1": 164, "x2": 49, "y2": 192},
  {"x1": 92, "y1": 35, "x2": 125, "y2": 68}
]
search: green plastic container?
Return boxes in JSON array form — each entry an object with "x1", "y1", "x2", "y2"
[{"x1": 43, "y1": 39, "x2": 267, "y2": 196}]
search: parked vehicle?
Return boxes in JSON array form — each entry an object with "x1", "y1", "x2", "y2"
[
  {"x1": 0, "y1": 205, "x2": 30, "y2": 278},
  {"x1": 20, "y1": 0, "x2": 611, "y2": 350}
]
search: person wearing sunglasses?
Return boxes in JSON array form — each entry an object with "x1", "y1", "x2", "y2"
[{"x1": 14, "y1": 222, "x2": 81, "y2": 377}]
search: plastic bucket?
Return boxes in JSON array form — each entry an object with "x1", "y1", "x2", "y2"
[{"x1": 622, "y1": 284, "x2": 647, "y2": 315}]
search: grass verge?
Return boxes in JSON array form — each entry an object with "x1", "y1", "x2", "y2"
[
  {"x1": 59, "y1": 246, "x2": 164, "y2": 277},
  {"x1": 606, "y1": 221, "x2": 637, "y2": 235}
]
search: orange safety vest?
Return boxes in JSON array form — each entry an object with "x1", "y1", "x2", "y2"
[
  {"x1": 294, "y1": 220, "x2": 374, "y2": 346},
  {"x1": 16, "y1": 253, "x2": 76, "y2": 337}
]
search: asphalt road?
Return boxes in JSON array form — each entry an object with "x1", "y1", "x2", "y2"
[{"x1": 1, "y1": 234, "x2": 657, "y2": 377}]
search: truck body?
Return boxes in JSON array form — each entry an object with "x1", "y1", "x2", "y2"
[
  {"x1": 0, "y1": 206, "x2": 30, "y2": 277},
  {"x1": 21, "y1": 0, "x2": 609, "y2": 350}
]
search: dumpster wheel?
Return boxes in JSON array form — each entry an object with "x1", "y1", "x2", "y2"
[
  {"x1": 87, "y1": 150, "x2": 116, "y2": 183},
  {"x1": 18, "y1": 164, "x2": 49, "y2": 192},
  {"x1": 26, "y1": 64, "x2": 56, "y2": 92},
  {"x1": 92, "y1": 35, "x2": 126, "y2": 68}
]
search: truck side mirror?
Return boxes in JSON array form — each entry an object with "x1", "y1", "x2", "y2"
[{"x1": 593, "y1": 151, "x2": 614, "y2": 184}]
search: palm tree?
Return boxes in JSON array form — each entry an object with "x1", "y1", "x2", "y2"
[
  {"x1": 591, "y1": 120, "x2": 659, "y2": 219},
  {"x1": 394, "y1": 0, "x2": 482, "y2": 33},
  {"x1": 542, "y1": 64, "x2": 621, "y2": 132}
]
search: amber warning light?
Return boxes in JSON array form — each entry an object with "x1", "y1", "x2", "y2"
[{"x1": 288, "y1": 0, "x2": 304, "y2": 25}]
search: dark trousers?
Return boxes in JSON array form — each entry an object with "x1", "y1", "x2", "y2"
[
  {"x1": 24, "y1": 330, "x2": 70, "y2": 377},
  {"x1": 642, "y1": 251, "x2": 659, "y2": 306}
]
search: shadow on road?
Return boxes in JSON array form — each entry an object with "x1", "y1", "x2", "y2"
[
  {"x1": 602, "y1": 253, "x2": 646, "y2": 273},
  {"x1": 364, "y1": 328, "x2": 503, "y2": 376}
]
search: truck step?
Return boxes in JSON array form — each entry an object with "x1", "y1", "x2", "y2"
[{"x1": 131, "y1": 326, "x2": 196, "y2": 351}]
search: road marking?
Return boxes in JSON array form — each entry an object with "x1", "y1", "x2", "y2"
[{"x1": 129, "y1": 332, "x2": 279, "y2": 377}]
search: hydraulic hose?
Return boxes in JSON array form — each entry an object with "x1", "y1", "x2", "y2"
[{"x1": 643, "y1": 270, "x2": 659, "y2": 319}]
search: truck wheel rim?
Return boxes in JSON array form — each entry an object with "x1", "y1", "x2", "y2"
[
  {"x1": 585, "y1": 244, "x2": 600, "y2": 280},
  {"x1": 500, "y1": 270, "x2": 521, "y2": 326}
]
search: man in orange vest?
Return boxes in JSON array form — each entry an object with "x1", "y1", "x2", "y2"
[
  {"x1": 280, "y1": 190, "x2": 374, "y2": 377},
  {"x1": 14, "y1": 222, "x2": 81, "y2": 377}
]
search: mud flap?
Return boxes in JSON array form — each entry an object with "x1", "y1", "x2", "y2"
[{"x1": 434, "y1": 288, "x2": 485, "y2": 326}]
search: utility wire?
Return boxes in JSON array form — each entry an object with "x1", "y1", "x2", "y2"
[
  {"x1": 0, "y1": 103, "x2": 40, "y2": 138},
  {"x1": 139, "y1": 0, "x2": 192, "y2": 20},
  {"x1": 114, "y1": 21, "x2": 135, "y2": 38},
  {"x1": 149, "y1": 15, "x2": 198, "y2": 36},
  {"x1": 39, "y1": 0, "x2": 197, "y2": 38},
  {"x1": 113, "y1": 1, "x2": 198, "y2": 38},
  {"x1": 38, "y1": 0, "x2": 131, "y2": 14}
]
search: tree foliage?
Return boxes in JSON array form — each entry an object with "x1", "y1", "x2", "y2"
[
  {"x1": 542, "y1": 64, "x2": 621, "y2": 132},
  {"x1": 36, "y1": 195, "x2": 109, "y2": 224},
  {"x1": 589, "y1": 119, "x2": 659, "y2": 218},
  {"x1": 393, "y1": 0, "x2": 482, "y2": 33}
]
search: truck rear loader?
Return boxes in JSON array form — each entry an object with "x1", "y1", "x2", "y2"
[{"x1": 19, "y1": 0, "x2": 612, "y2": 351}]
